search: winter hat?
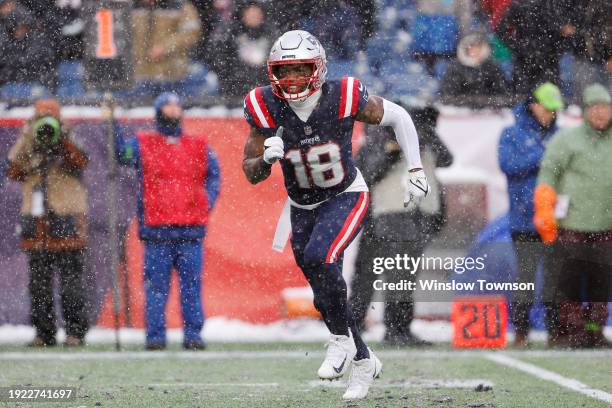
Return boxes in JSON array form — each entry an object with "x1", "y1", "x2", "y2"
[
  {"x1": 34, "y1": 98, "x2": 61, "y2": 119},
  {"x1": 532, "y1": 82, "x2": 564, "y2": 111},
  {"x1": 582, "y1": 83, "x2": 611, "y2": 108},
  {"x1": 154, "y1": 92, "x2": 181, "y2": 115},
  {"x1": 154, "y1": 92, "x2": 182, "y2": 136}
]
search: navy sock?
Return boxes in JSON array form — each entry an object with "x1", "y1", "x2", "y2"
[{"x1": 348, "y1": 305, "x2": 370, "y2": 360}]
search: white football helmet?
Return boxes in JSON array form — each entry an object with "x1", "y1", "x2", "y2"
[{"x1": 267, "y1": 30, "x2": 327, "y2": 101}]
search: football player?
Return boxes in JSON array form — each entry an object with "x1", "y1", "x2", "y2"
[{"x1": 242, "y1": 30, "x2": 429, "y2": 400}]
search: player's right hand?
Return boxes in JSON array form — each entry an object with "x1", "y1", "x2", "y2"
[{"x1": 263, "y1": 127, "x2": 284, "y2": 164}]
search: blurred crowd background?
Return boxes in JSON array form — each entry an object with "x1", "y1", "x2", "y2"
[
  {"x1": 0, "y1": 0, "x2": 609, "y2": 107},
  {"x1": 0, "y1": 0, "x2": 611, "y2": 350}
]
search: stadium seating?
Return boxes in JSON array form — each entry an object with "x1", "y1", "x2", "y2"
[
  {"x1": 0, "y1": 1, "x2": 588, "y2": 106},
  {"x1": 0, "y1": 82, "x2": 51, "y2": 101},
  {"x1": 326, "y1": 59, "x2": 358, "y2": 80},
  {"x1": 411, "y1": 14, "x2": 459, "y2": 56},
  {"x1": 184, "y1": 62, "x2": 208, "y2": 97},
  {"x1": 56, "y1": 60, "x2": 86, "y2": 98}
]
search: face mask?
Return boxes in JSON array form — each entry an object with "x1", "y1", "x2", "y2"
[{"x1": 158, "y1": 114, "x2": 180, "y2": 130}]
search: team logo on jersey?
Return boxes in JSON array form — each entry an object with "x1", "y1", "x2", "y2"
[
  {"x1": 300, "y1": 135, "x2": 320, "y2": 146},
  {"x1": 304, "y1": 125, "x2": 313, "y2": 135}
]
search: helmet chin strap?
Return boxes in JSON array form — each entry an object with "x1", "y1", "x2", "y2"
[
  {"x1": 282, "y1": 85, "x2": 313, "y2": 102},
  {"x1": 287, "y1": 88, "x2": 322, "y2": 122},
  {"x1": 287, "y1": 87, "x2": 322, "y2": 108}
]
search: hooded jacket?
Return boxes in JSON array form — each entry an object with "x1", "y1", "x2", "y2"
[
  {"x1": 498, "y1": 103, "x2": 558, "y2": 232},
  {"x1": 441, "y1": 33, "x2": 508, "y2": 98}
]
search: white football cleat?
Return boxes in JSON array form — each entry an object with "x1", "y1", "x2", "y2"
[
  {"x1": 342, "y1": 348, "x2": 382, "y2": 400},
  {"x1": 317, "y1": 332, "x2": 357, "y2": 380}
]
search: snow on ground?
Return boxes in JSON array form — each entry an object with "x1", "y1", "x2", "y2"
[
  {"x1": 2, "y1": 318, "x2": 604, "y2": 346},
  {"x1": 0, "y1": 318, "x2": 445, "y2": 345}
]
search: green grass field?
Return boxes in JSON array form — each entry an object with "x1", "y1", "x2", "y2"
[{"x1": 1, "y1": 343, "x2": 611, "y2": 408}]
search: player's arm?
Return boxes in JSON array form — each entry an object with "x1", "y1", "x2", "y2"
[
  {"x1": 355, "y1": 95, "x2": 423, "y2": 171},
  {"x1": 242, "y1": 127, "x2": 272, "y2": 184},
  {"x1": 355, "y1": 95, "x2": 429, "y2": 204}
]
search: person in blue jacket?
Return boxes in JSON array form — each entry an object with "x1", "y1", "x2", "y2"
[
  {"x1": 497, "y1": 82, "x2": 563, "y2": 347},
  {"x1": 106, "y1": 93, "x2": 220, "y2": 350}
]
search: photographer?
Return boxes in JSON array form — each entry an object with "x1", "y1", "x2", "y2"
[{"x1": 6, "y1": 99, "x2": 89, "y2": 347}]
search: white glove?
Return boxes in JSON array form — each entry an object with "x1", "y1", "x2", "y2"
[
  {"x1": 263, "y1": 127, "x2": 284, "y2": 164},
  {"x1": 404, "y1": 169, "x2": 430, "y2": 207}
]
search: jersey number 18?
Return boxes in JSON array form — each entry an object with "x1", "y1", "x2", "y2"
[{"x1": 285, "y1": 143, "x2": 345, "y2": 189}]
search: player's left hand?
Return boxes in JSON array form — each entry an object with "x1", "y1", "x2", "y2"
[{"x1": 404, "y1": 169, "x2": 430, "y2": 207}]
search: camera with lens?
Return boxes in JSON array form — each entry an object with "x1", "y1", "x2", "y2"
[{"x1": 33, "y1": 116, "x2": 62, "y2": 153}]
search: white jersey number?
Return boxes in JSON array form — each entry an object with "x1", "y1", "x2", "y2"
[{"x1": 285, "y1": 142, "x2": 345, "y2": 189}]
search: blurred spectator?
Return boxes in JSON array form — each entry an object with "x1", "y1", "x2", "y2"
[
  {"x1": 196, "y1": 0, "x2": 234, "y2": 78},
  {"x1": 108, "y1": 93, "x2": 221, "y2": 350},
  {"x1": 349, "y1": 106, "x2": 453, "y2": 346},
  {"x1": 412, "y1": 0, "x2": 474, "y2": 75},
  {"x1": 214, "y1": 1, "x2": 278, "y2": 97},
  {"x1": 535, "y1": 83, "x2": 612, "y2": 348},
  {"x1": 191, "y1": 0, "x2": 216, "y2": 61},
  {"x1": 312, "y1": 1, "x2": 360, "y2": 60},
  {"x1": 558, "y1": 0, "x2": 611, "y2": 97},
  {"x1": 271, "y1": 0, "x2": 319, "y2": 33},
  {"x1": 54, "y1": 0, "x2": 85, "y2": 60},
  {"x1": 6, "y1": 98, "x2": 89, "y2": 347},
  {"x1": 498, "y1": 82, "x2": 564, "y2": 347},
  {"x1": 345, "y1": 0, "x2": 376, "y2": 53},
  {"x1": 495, "y1": 0, "x2": 564, "y2": 96},
  {"x1": 441, "y1": 32, "x2": 508, "y2": 101},
  {"x1": 476, "y1": 0, "x2": 513, "y2": 66},
  {"x1": 0, "y1": 1, "x2": 56, "y2": 91},
  {"x1": 20, "y1": 0, "x2": 84, "y2": 60},
  {"x1": 478, "y1": 0, "x2": 512, "y2": 30},
  {"x1": 272, "y1": 0, "x2": 374, "y2": 55},
  {"x1": 130, "y1": 0, "x2": 202, "y2": 97}
]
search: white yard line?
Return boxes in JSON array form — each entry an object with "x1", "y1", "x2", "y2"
[
  {"x1": 504, "y1": 350, "x2": 612, "y2": 358},
  {"x1": 486, "y1": 353, "x2": 612, "y2": 405}
]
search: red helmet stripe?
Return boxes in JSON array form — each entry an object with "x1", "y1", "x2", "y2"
[{"x1": 255, "y1": 87, "x2": 276, "y2": 128}]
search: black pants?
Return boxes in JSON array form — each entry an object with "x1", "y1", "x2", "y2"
[
  {"x1": 551, "y1": 231, "x2": 611, "y2": 344},
  {"x1": 28, "y1": 250, "x2": 88, "y2": 343},
  {"x1": 511, "y1": 232, "x2": 557, "y2": 338}
]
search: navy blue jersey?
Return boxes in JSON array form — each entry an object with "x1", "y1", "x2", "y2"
[{"x1": 244, "y1": 77, "x2": 369, "y2": 205}]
